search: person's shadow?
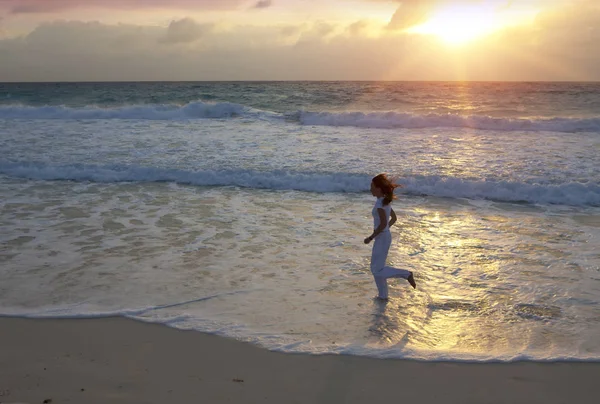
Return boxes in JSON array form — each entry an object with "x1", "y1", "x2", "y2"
[{"x1": 368, "y1": 298, "x2": 410, "y2": 349}]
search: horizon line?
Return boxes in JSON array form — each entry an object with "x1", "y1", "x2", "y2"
[{"x1": 2, "y1": 79, "x2": 600, "y2": 84}]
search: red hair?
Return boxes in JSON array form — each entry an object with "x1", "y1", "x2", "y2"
[{"x1": 372, "y1": 173, "x2": 400, "y2": 205}]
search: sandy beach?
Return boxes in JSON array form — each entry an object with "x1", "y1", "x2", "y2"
[{"x1": 0, "y1": 317, "x2": 598, "y2": 404}]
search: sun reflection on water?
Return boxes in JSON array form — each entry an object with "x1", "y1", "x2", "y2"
[{"x1": 361, "y1": 200, "x2": 578, "y2": 358}]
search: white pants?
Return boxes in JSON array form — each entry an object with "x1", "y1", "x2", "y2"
[{"x1": 370, "y1": 230, "x2": 411, "y2": 299}]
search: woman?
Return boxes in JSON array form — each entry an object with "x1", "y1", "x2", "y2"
[{"x1": 364, "y1": 173, "x2": 416, "y2": 300}]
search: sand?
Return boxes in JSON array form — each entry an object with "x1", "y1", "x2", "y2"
[{"x1": 1, "y1": 316, "x2": 599, "y2": 404}]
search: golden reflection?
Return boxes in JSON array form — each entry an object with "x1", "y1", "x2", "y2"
[{"x1": 372, "y1": 205, "x2": 509, "y2": 355}]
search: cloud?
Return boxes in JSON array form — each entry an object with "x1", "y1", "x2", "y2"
[
  {"x1": 347, "y1": 20, "x2": 370, "y2": 36},
  {"x1": 386, "y1": 0, "x2": 438, "y2": 30},
  {"x1": 535, "y1": 1, "x2": 600, "y2": 31},
  {"x1": 0, "y1": 0, "x2": 246, "y2": 14},
  {"x1": 252, "y1": 0, "x2": 273, "y2": 9},
  {"x1": 380, "y1": 0, "x2": 562, "y2": 30},
  {"x1": 161, "y1": 18, "x2": 210, "y2": 43},
  {"x1": 19, "y1": 20, "x2": 163, "y2": 53},
  {"x1": 294, "y1": 21, "x2": 337, "y2": 46},
  {"x1": 530, "y1": 2, "x2": 600, "y2": 60},
  {"x1": 280, "y1": 24, "x2": 303, "y2": 37},
  {"x1": 0, "y1": 1, "x2": 599, "y2": 82}
]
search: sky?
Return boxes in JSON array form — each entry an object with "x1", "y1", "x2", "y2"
[{"x1": 0, "y1": 0, "x2": 598, "y2": 81}]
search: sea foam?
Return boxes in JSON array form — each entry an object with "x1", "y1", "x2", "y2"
[
  {"x1": 2, "y1": 161, "x2": 598, "y2": 206},
  {"x1": 1, "y1": 102, "x2": 599, "y2": 132}
]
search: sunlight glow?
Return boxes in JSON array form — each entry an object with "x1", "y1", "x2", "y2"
[{"x1": 408, "y1": 4, "x2": 499, "y2": 46}]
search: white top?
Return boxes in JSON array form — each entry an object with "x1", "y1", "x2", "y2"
[{"x1": 372, "y1": 197, "x2": 391, "y2": 232}]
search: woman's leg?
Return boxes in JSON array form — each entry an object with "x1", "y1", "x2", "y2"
[
  {"x1": 377, "y1": 266, "x2": 411, "y2": 279},
  {"x1": 370, "y1": 232, "x2": 417, "y2": 297},
  {"x1": 373, "y1": 274, "x2": 389, "y2": 299},
  {"x1": 374, "y1": 267, "x2": 417, "y2": 296},
  {"x1": 370, "y1": 231, "x2": 392, "y2": 299},
  {"x1": 370, "y1": 231, "x2": 391, "y2": 273}
]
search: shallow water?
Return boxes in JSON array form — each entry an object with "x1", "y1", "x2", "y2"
[{"x1": 1, "y1": 81, "x2": 599, "y2": 361}]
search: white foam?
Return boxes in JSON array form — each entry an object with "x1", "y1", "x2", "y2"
[
  {"x1": 1, "y1": 162, "x2": 599, "y2": 206},
  {"x1": 0, "y1": 162, "x2": 371, "y2": 193},
  {"x1": 401, "y1": 176, "x2": 600, "y2": 207},
  {"x1": 2, "y1": 102, "x2": 600, "y2": 132},
  {"x1": 0, "y1": 101, "x2": 251, "y2": 120},
  {"x1": 298, "y1": 111, "x2": 600, "y2": 133}
]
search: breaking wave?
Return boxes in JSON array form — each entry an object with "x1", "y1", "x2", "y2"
[
  {"x1": 2, "y1": 161, "x2": 598, "y2": 206},
  {"x1": 1, "y1": 102, "x2": 599, "y2": 132}
]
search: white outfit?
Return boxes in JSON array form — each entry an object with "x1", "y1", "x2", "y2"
[{"x1": 370, "y1": 197, "x2": 411, "y2": 299}]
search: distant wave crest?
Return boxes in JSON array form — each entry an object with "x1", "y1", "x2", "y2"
[
  {"x1": 2, "y1": 161, "x2": 599, "y2": 206},
  {"x1": 0, "y1": 101, "x2": 250, "y2": 120},
  {"x1": 1, "y1": 102, "x2": 599, "y2": 132},
  {"x1": 296, "y1": 111, "x2": 600, "y2": 132}
]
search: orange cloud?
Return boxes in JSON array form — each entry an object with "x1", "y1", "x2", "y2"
[
  {"x1": 0, "y1": 1, "x2": 597, "y2": 81},
  {"x1": 0, "y1": 0, "x2": 246, "y2": 14},
  {"x1": 387, "y1": 0, "x2": 437, "y2": 30}
]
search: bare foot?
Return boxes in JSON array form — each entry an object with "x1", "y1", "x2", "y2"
[{"x1": 407, "y1": 272, "x2": 416, "y2": 289}]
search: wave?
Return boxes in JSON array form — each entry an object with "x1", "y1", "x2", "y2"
[
  {"x1": 0, "y1": 101, "x2": 254, "y2": 120},
  {"x1": 297, "y1": 111, "x2": 600, "y2": 132},
  {"x1": 401, "y1": 176, "x2": 600, "y2": 206},
  {"x1": 2, "y1": 162, "x2": 599, "y2": 206},
  {"x1": 1, "y1": 101, "x2": 600, "y2": 132},
  {"x1": 0, "y1": 162, "x2": 369, "y2": 193}
]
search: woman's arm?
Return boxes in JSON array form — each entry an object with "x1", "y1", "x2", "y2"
[
  {"x1": 389, "y1": 208, "x2": 397, "y2": 227},
  {"x1": 365, "y1": 208, "x2": 388, "y2": 244}
]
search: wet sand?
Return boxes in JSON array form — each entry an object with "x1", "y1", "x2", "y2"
[{"x1": 1, "y1": 317, "x2": 599, "y2": 404}]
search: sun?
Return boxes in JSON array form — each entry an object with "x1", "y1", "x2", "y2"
[{"x1": 408, "y1": 4, "x2": 499, "y2": 46}]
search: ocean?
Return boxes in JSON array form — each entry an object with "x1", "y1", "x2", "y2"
[{"x1": 1, "y1": 81, "x2": 599, "y2": 362}]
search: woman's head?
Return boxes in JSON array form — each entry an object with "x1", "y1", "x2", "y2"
[{"x1": 370, "y1": 173, "x2": 400, "y2": 205}]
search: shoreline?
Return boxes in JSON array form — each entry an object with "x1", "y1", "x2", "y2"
[{"x1": 2, "y1": 317, "x2": 600, "y2": 404}]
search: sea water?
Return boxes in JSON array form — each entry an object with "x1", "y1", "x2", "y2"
[{"x1": 1, "y1": 81, "x2": 599, "y2": 361}]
